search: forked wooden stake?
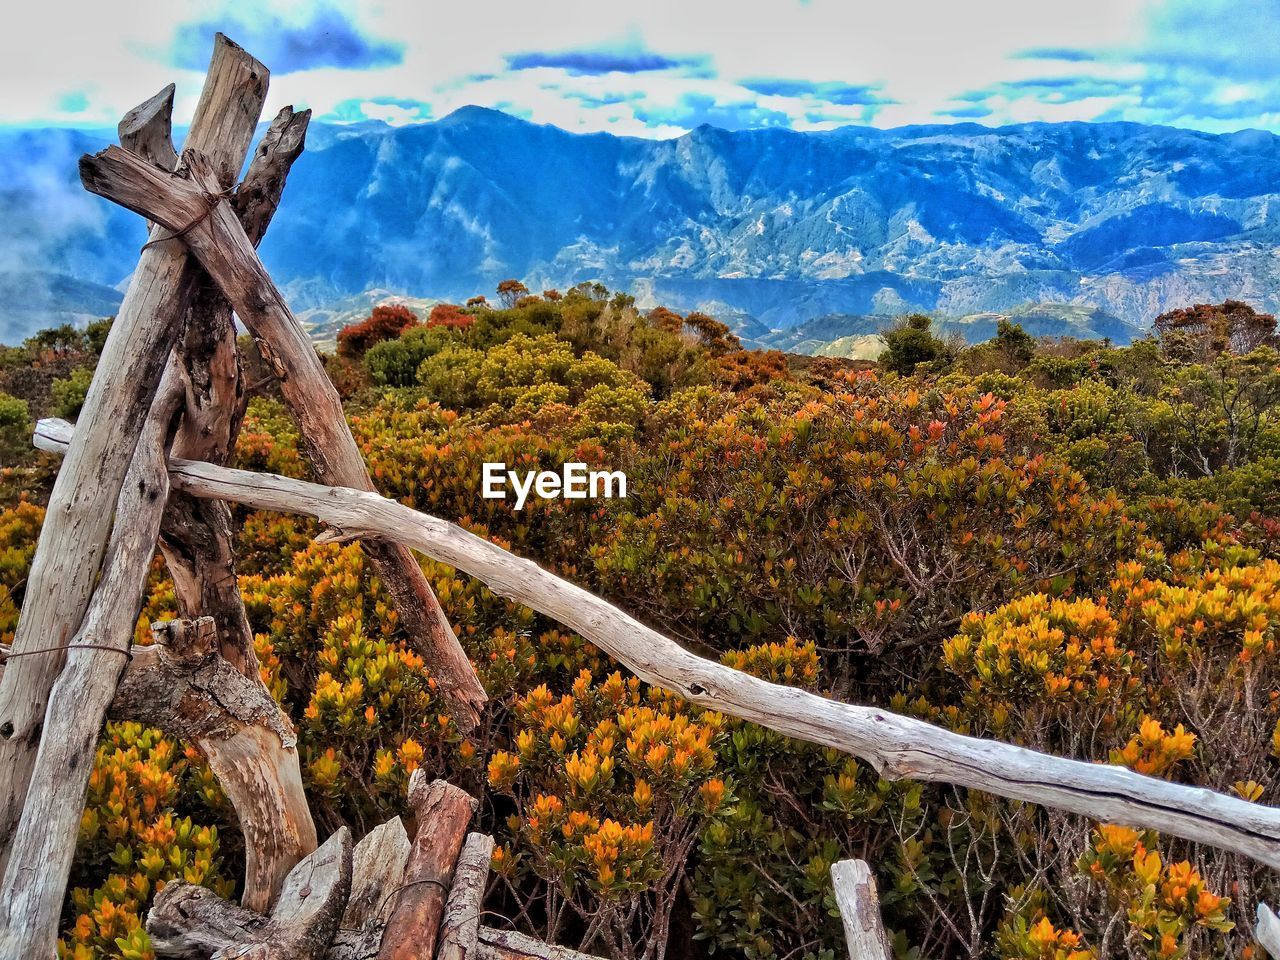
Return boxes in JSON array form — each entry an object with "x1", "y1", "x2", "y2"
[
  {"x1": 158, "y1": 103, "x2": 311, "y2": 679},
  {"x1": 0, "y1": 33, "x2": 267, "y2": 882},
  {"x1": 116, "y1": 75, "x2": 319, "y2": 911},
  {"x1": 78, "y1": 143, "x2": 489, "y2": 731}
]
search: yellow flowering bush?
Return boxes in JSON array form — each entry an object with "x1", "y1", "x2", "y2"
[
  {"x1": 58, "y1": 724, "x2": 231, "y2": 960},
  {"x1": 488, "y1": 670, "x2": 726, "y2": 960}
]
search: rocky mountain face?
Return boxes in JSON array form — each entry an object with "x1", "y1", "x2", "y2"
[{"x1": 4, "y1": 109, "x2": 1280, "y2": 344}]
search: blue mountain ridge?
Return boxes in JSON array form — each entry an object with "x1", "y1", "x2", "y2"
[{"x1": 3, "y1": 106, "x2": 1280, "y2": 344}]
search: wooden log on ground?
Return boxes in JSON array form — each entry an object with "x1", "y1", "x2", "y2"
[
  {"x1": 1258, "y1": 904, "x2": 1280, "y2": 960},
  {"x1": 475, "y1": 928, "x2": 606, "y2": 960},
  {"x1": 0, "y1": 387, "x2": 179, "y2": 958},
  {"x1": 327, "y1": 818, "x2": 414, "y2": 960},
  {"x1": 0, "y1": 33, "x2": 268, "y2": 877},
  {"x1": 345, "y1": 818, "x2": 413, "y2": 930},
  {"x1": 830, "y1": 860, "x2": 891, "y2": 960},
  {"x1": 437, "y1": 832, "x2": 495, "y2": 960},
  {"x1": 78, "y1": 144, "x2": 487, "y2": 731},
  {"x1": 31, "y1": 429, "x2": 1280, "y2": 872},
  {"x1": 109, "y1": 615, "x2": 317, "y2": 911},
  {"x1": 148, "y1": 826, "x2": 352, "y2": 960},
  {"x1": 377, "y1": 772, "x2": 478, "y2": 960}
]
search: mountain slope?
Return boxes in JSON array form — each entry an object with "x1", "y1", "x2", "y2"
[{"x1": 5, "y1": 110, "x2": 1280, "y2": 342}]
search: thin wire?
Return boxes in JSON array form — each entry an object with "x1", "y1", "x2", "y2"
[
  {"x1": 376, "y1": 876, "x2": 451, "y2": 918},
  {"x1": 2, "y1": 643, "x2": 133, "y2": 661},
  {"x1": 140, "y1": 186, "x2": 232, "y2": 251}
]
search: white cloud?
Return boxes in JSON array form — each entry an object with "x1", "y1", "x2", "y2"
[{"x1": 1, "y1": 0, "x2": 1275, "y2": 136}]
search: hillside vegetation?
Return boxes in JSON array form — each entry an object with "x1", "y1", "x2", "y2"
[{"x1": 2, "y1": 288, "x2": 1280, "y2": 960}]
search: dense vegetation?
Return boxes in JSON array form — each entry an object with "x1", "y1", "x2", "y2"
[{"x1": 3, "y1": 288, "x2": 1280, "y2": 960}]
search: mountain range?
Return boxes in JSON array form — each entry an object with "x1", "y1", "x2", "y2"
[{"x1": 3, "y1": 107, "x2": 1280, "y2": 346}]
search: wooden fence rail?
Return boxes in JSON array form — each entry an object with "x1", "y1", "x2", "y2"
[{"x1": 35, "y1": 418, "x2": 1280, "y2": 874}]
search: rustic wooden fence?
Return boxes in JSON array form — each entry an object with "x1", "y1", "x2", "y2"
[{"x1": 2, "y1": 32, "x2": 1280, "y2": 960}]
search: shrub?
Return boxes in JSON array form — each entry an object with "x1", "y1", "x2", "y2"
[
  {"x1": 426, "y1": 303, "x2": 474, "y2": 329},
  {"x1": 880, "y1": 313, "x2": 954, "y2": 375},
  {"x1": 365, "y1": 327, "x2": 446, "y2": 387},
  {"x1": 51, "y1": 366, "x2": 94, "y2": 420},
  {"x1": 337, "y1": 304, "x2": 419, "y2": 359},
  {"x1": 0, "y1": 392, "x2": 30, "y2": 465}
]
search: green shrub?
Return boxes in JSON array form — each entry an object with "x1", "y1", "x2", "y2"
[
  {"x1": 0, "y1": 392, "x2": 30, "y2": 465},
  {"x1": 51, "y1": 367, "x2": 94, "y2": 420},
  {"x1": 365, "y1": 327, "x2": 446, "y2": 386}
]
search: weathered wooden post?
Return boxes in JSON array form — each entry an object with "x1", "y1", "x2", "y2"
[
  {"x1": 378, "y1": 772, "x2": 479, "y2": 960},
  {"x1": 830, "y1": 860, "x2": 892, "y2": 960},
  {"x1": 0, "y1": 34, "x2": 269, "y2": 953},
  {"x1": 1, "y1": 35, "x2": 320, "y2": 953},
  {"x1": 437, "y1": 832, "x2": 496, "y2": 960},
  {"x1": 0, "y1": 384, "x2": 181, "y2": 957}
]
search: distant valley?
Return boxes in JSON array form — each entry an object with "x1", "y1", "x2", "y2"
[{"x1": 3, "y1": 109, "x2": 1279, "y2": 345}]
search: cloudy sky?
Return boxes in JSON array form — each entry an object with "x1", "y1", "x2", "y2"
[{"x1": 3, "y1": 0, "x2": 1277, "y2": 137}]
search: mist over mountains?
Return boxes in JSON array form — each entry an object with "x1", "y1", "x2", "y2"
[{"x1": 4, "y1": 107, "x2": 1280, "y2": 346}]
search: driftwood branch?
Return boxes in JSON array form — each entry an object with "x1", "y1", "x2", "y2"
[
  {"x1": 0, "y1": 32, "x2": 268, "y2": 880},
  {"x1": 159, "y1": 102, "x2": 309, "y2": 678},
  {"x1": 476, "y1": 928, "x2": 606, "y2": 960},
  {"x1": 378, "y1": 773, "x2": 478, "y2": 960},
  {"x1": 437, "y1": 832, "x2": 495, "y2": 960},
  {"x1": 33, "y1": 426, "x2": 1280, "y2": 872},
  {"x1": 149, "y1": 105, "x2": 320, "y2": 903},
  {"x1": 110, "y1": 616, "x2": 317, "y2": 910},
  {"x1": 344, "y1": 818, "x2": 412, "y2": 931},
  {"x1": 0, "y1": 389, "x2": 178, "y2": 957},
  {"x1": 1258, "y1": 904, "x2": 1280, "y2": 960},
  {"x1": 78, "y1": 143, "x2": 487, "y2": 731},
  {"x1": 830, "y1": 860, "x2": 891, "y2": 960},
  {"x1": 148, "y1": 826, "x2": 352, "y2": 960},
  {"x1": 128, "y1": 96, "x2": 317, "y2": 906}
]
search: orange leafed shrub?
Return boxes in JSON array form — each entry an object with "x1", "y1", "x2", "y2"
[
  {"x1": 427, "y1": 303, "x2": 474, "y2": 329},
  {"x1": 336, "y1": 304, "x2": 419, "y2": 358}
]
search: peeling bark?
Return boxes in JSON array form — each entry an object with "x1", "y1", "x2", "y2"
[{"x1": 112, "y1": 617, "x2": 317, "y2": 911}]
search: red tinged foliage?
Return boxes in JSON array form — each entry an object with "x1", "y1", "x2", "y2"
[
  {"x1": 426, "y1": 303, "x2": 474, "y2": 329},
  {"x1": 336, "y1": 304, "x2": 420, "y2": 359}
]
